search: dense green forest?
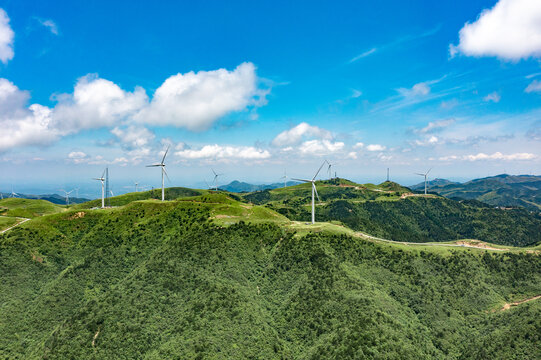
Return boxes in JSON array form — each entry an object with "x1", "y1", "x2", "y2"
[{"x1": 0, "y1": 194, "x2": 539, "y2": 359}]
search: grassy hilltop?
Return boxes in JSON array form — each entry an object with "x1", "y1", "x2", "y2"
[{"x1": 0, "y1": 186, "x2": 540, "y2": 359}]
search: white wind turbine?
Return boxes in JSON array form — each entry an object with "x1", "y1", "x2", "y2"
[
  {"x1": 326, "y1": 160, "x2": 338, "y2": 179},
  {"x1": 415, "y1": 168, "x2": 432, "y2": 195},
  {"x1": 146, "y1": 146, "x2": 170, "y2": 201},
  {"x1": 280, "y1": 170, "x2": 288, "y2": 188},
  {"x1": 292, "y1": 161, "x2": 326, "y2": 224},
  {"x1": 9, "y1": 186, "x2": 18, "y2": 198},
  {"x1": 93, "y1": 169, "x2": 106, "y2": 208},
  {"x1": 212, "y1": 168, "x2": 223, "y2": 191},
  {"x1": 59, "y1": 189, "x2": 74, "y2": 206}
]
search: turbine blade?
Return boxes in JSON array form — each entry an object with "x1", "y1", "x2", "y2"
[
  {"x1": 312, "y1": 160, "x2": 326, "y2": 180},
  {"x1": 291, "y1": 178, "x2": 310, "y2": 182},
  {"x1": 414, "y1": 173, "x2": 425, "y2": 176},
  {"x1": 161, "y1": 145, "x2": 170, "y2": 164},
  {"x1": 163, "y1": 168, "x2": 171, "y2": 183},
  {"x1": 212, "y1": 168, "x2": 217, "y2": 176},
  {"x1": 313, "y1": 183, "x2": 321, "y2": 202},
  {"x1": 101, "y1": 169, "x2": 106, "y2": 178},
  {"x1": 426, "y1": 168, "x2": 432, "y2": 176},
  {"x1": 146, "y1": 164, "x2": 161, "y2": 167}
]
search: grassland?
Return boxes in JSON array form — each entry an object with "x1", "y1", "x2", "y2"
[{"x1": 0, "y1": 198, "x2": 65, "y2": 218}]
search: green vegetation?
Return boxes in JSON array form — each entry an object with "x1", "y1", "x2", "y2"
[
  {"x1": 421, "y1": 174, "x2": 541, "y2": 211},
  {"x1": 0, "y1": 198, "x2": 65, "y2": 218},
  {"x1": 0, "y1": 190, "x2": 539, "y2": 358},
  {"x1": 74, "y1": 187, "x2": 202, "y2": 209},
  {"x1": 243, "y1": 180, "x2": 541, "y2": 247},
  {"x1": 0, "y1": 216, "x2": 19, "y2": 231}
]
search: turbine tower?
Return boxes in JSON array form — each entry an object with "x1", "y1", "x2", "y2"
[
  {"x1": 146, "y1": 146, "x2": 170, "y2": 201},
  {"x1": 415, "y1": 168, "x2": 432, "y2": 195},
  {"x1": 59, "y1": 189, "x2": 73, "y2": 205},
  {"x1": 292, "y1": 161, "x2": 326, "y2": 224},
  {"x1": 281, "y1": 170, "x2": 287, "y2": 188},
  {"x1": 93, "y1": 169, "x2": 106, "y2": 208},
  {"x1": 212, "y1": 168, "x2": 223, "y2": 191}
]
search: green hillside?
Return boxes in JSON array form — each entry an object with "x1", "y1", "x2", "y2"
[
  {"x1": 0, "y1": 198, "x2": 65, "y2": 218},
  {"x1": 420, "y1": 174, "x2": 541, "y2": 211},
  {"x1": 244, "y1": 180, "x2": 541, "y2": 247},
  {"x1": 0, "y1": 191, "x2": 539, "y2": 359}
]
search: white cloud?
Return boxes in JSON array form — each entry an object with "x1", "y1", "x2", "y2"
[
  {"x1": 1, "y1": 62, "x2": 269, "y2": 152},
  {"x1": 272, "y1": 122, "x2": 332, "y2": 147},
  {"x1": 0, "y1": 79, "x2": 60, "y2": 152},
  {"x1": 450, "y1": 0, "x2": 541, "y2": 60},
  {"x1": 349, "y1": 48, "x2": 377, "y2": 63},
  {"x1": 38, "y1": 19, "x2": 59, "y2": 35},
  {"x1": 366, "y1": 144, "x2": 386, "y2": 151},
  {"x1": 52, "y1": 74, "x2": 148, "y2": 132},
  {"x1": 298, "y1": 139, "x2": 344, "y2": 155},
  {"x1": 483, "y1": 92, "x2": 501, "y2": 103},
  {"x1": 67, "y1": 151, "x2": 88, "y2": 164},
  {"x1": 134, "y1": 62, "x2": 266, "y2": 131},
  {"x1": 347, "y1": 151, "x2": 358, "y2": 159},
  {"x1": 417, "y1": 119, "x2": 455, "y2": 134},
  {"x1": 525, "y1": 80, "x2": 541, "y2": 93},
  {"x1": 353, "y1": 142, "x2": 364, "y2": 149},
  {"x1": 441, "y1": 152, "x2": 537, "y2": 161},
  {"x1": 0, "y1": 9, "x2": 14, "y2": 64},
  {"x1": 175, "y1": 144, "x2": 271, "y2": 160},
  {"x1": 398, "y1": 82, "x2": 431, "y2": 97},
  {"x1": 111, "y1": 125, "x2": 155, "y2": 149}
]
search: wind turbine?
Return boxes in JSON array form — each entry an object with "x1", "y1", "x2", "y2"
[
  {"x1": 146, "y1": 146, "x2": 170, "y2": 201},
  {"x1": 59, "y1": 189, "x2": 73, "y2": 206},
  {"x1": 415, "y1": 168, "x2": 432, "y2": 195},
  {"x1": 280, "y1": 170, "x2": 288, "y2": 188},
  {"x1": 326, "y1": 160, "x2": 338, "y2": 179},
  {"x1": 212, "y1": 168, "x2": 223, "y2": 191},
  {"x1": 93, "y1": 169, "x2": 106, "y2": 208},
  {"x1": 9, "y1": 186, "x2": 18, "y2": 198},
  {"x1": 134, "y1": 181, "x2": 139, "y2": 192},
  {"x1": 292, "y1": 161, "x2": 326, "y2": 224}
]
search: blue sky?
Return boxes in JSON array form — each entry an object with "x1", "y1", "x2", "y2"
[{"x1": 0, "y1": 0, "x2": 540, "y2": 197}]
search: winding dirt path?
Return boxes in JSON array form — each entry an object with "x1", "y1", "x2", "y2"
[
  {"x1": 0, "y1": 217, "x2": 30, "y2": 234},
  {"x1": 500, "y1": 295, "x2": 541, "y2": 311}
]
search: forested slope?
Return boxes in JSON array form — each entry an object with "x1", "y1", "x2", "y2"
[{"x1": 0, "y1": 195, "x2": 539, "y2": 359}]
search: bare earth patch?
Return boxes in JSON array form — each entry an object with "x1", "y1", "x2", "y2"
[
  {"x1": 500, "y1": 295, "x2": 541, "y2": 311},
  {"x1": 69, "y1": 211, "x2": 86, "y2": 220},
  {"x1": 456, "y1": 240, "x2": 508, "y2": 251}
]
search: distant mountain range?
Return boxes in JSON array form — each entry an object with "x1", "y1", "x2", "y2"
[
  {"x1": 219, "y1": 180, "x2": 300, "y2": 193},
  {"x1": 412, "y1": 174, "x2": 541, "y2": 211},
  {"x1": 0, "y1": 193, "x2": 90, "y2": 205}
]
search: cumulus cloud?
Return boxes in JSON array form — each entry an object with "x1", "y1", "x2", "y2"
[
  {"x1": 272, "y1": 122, "x2": 332, "y2": 147},
  {"x1": 440, "y1": 152, "x2": 537, "y2": 161},
  {"x1": 0, "y1": 9, "x2": 14, "y2": 64},
  {"x1": 67, "y1": 151, "x2": 88, "y2": 164},
  {"x1": 450, "y1": 0, "x2": 541, "y2": 60},
  {"x1": 134, "y1": 62, "x2": 266, "y2": 131},
  {"x1": 298, "y1": 140, "x2": 344, "y2": 155},
  {"x1": 52, "y1": 74, "x2": 148, "y2": 132},
  {"x1": 1, "y1": 63, "x2": 267, "y2": 152},
  {"x1": 366, "y1": 144, "x2": 386, "y2": 151},
  {"x1": 0, "y1": 79, "x2": 60, "y2": 152},
  {"x1": 175, "y1": 144, "x2": 271, "y2": 160},
  {"x1": 483, "y1": 92, "x2": 501, "y2": 103},
  {"x1": 353, "y1": 142, "x2": 364, "y2": 149},
  {"x1": 525, "y1": 80, "x2": 541, "y2": 93}
]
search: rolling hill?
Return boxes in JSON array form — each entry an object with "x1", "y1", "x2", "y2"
[
  {"x1": 0, "y1": 187, "x2": 539, "y2": 359},
  {"x1": 219, "y1": 180, "x2": 301, "y2": 192},
  {"x1": 413, "y1": 174, "x2": 541, "y2": 211}
]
